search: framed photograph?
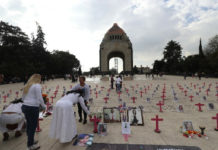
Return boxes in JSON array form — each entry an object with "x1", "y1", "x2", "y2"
[
  {"x1": 182, "y1": 121, "x2": 194, "y2": 132},
  {"x1": 127, "y1": 107, "x2": 144, "y2": 126},
  {"x1": 97, "y1": 123, "x2": 107, "y2": 136},
  {"x1": 103, "y1": 107, "x2": 121, "y2": 123}
]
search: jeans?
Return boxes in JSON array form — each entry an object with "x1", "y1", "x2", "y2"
[
  {"x1": 22, "y1": 105, "x2": 39, "y2": 147},
  {"x1": 77, "y1": 101, "x2": 88, "y2": 120},
  {"x1": 116, "y1": 84, "x2": 121, "y2": 92}
]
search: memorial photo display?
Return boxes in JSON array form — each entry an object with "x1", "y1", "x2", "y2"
[
  {"x1": 103, "y1": 107, "x2": 121, "y2": 123},
  {"x1": 128, "y1": 108, "x2": 144, "y2": 126}
]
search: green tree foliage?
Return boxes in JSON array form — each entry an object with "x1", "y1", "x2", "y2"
[
  {"x1": 163, "y1": 40, "x2": 182, "y2": 73},
  {"x1": 0, "y1": 21, "x2": 80, "y2": 82},
  {"x1": 204, "y1": 35, "x2": 218, "y2": 75},
  {"x1": 152, "y1": 60, "x2": 165, "y2": 74}
]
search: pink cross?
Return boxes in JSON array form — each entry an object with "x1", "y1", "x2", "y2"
[
  {"x1": 90, "y1": 115, "x2": 101, "y2": 133},
  {"x1": 212, "y1": 113, "x2": 218, "y2": 131},
  {"x1": 54, "y1": 90, "x2": 58, "y2": 98},
  {"x1": 131, "y1": 97, "x2": 137, "y2": 103},
  {"x1": 161, "y1": 94, "x2": 166, "y2": 101},
  {"x1": 189, "y1": 95, "x2": 194, "y2": 102},
  {"x1": 144, "y1": 88, "x2": 147, "y2": 94},
  {"x1": 3, "y1": 95, "x2": 7, "y2": 103},
  {"x1": 104, "y1": 97, "x2": 109, "y2": 103},
  {"x1": 50, "y1": 96, "x2": 54, "y2": 103},
  {"x1": 140, "y1": 91, "x2": 143, "y2": 98},
  {"x1": 151, "y1": 115, "x2": 163, "y2": 133},
  {"x1": 206, "y1": 89, "x2": 209, "y2": 96},
  {"x1": 195, "y1": 103, "x2": 204, "y2": 112},
  {"x1": 16, "y1": 91, "x2": 19, "y2": 98},
  {"x1": 184, "y1": 90, "x2": 188, "y2": 96},
  {"x1": 216, "y1": 93, "x2": 218, "y2": 100},
  {"x1": 118, "y1": 91, "x2": 122, "y2": 98},
  {"x1": 36, "y1": 119, "x2": 42, "y2": 132},
  {"x1": 126, "y1": 89, "x2": 129, "y2": 93},
  {"x1": 95, "y1": 91, "x2": 98, "y2": 98},
  {"x1": 156, "y1": 101, "x2": 164, "y2": 112}
]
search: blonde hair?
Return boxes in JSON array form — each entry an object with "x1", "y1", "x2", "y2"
[{"x1": 23, "y1": 74, "x2": 41, "y2": 94}]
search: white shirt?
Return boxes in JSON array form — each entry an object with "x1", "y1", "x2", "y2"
[
  {"x1": 71, "y1": 83, "x2": 90, "y2": 101},
  {"x1": 2, "y1": 103, "x2": 22, "y2": 114},
  {"x1": 116, "y1": 77, "x2": 122, "y2": 84},
  {"x1": 22, "y1": 84, "x2": 46, "y2": 108}
]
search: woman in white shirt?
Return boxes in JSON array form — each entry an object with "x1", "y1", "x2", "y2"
[{"x1": 22, "y1": 74, "x2": 46, "y2": 150}]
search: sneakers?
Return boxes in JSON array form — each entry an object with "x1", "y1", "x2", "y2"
[
  {"x1": 27, "y1": 144, "x2": 40, "y2": 150},
  {"x1": 3, "y1": 132, "x2": 9, "y2": 141}
]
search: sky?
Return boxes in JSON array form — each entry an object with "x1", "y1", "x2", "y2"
[{"x1": 1, "y1": 0, "x2": 218, "y2": 72}]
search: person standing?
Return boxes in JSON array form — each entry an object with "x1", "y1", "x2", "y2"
[
  {"x1": 71, "y1": 76, "x2": 90, "y2": 124},
  {"x1": 49, "y1": 90, "x2": 90, "y2": 143},
  {"x1": 22, "y1": 74, "x2": 46, "y2": 150},
  {"x1": 110, "y1": 75, "x2": 114, "y2": 89},
  {"x1": 115, "y1": 76, "x2": 122, "y2": 92}
]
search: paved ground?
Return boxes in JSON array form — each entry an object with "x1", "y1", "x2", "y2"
[{"x1": 0, "y1": 75, "x2": 218, "y2": 150}]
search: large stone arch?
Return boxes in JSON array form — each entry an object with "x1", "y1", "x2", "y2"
[{"x1": 99, "y1": 23, "x2": 133, "y2": 74}]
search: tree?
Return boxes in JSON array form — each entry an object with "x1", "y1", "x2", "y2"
[
  {"x1": 163, "y1": 40, "x2": 182, "y2": 73},
  {"x1": 199, "y1": 38, "x2": 204, "y2": 57},
  {"x1": 0, "y1": 21, "x2": 30, "y2": 46},
  {"x1": 32, "y1": 22, "x2": 46, "y2": 49},
  {"x1": 78, "y1": 66, "x2": 82, "y2": 76},
  {"x1": 152, "y1": 59, "x2": 165, "y2": 74},
  {"x1": 132, "y1": 65, "x2": 139, "y2": 74},
  {"x1": 0, "y1": 20, "x2": 82, "y2": 82},
  {"x1": 204, "y1": 35, "x2": 218, "y2": 76}
]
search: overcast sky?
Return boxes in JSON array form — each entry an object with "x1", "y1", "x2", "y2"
[{"x1": 1, "y1": 0, "x2": 218, "y2": 72}]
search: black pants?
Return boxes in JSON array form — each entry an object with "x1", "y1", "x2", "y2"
[
  {"x1": 77, "y1": 101, "x2": 88, "y2": 120},
  {"x1": 111, "y1": 82, "x2": 114, "y2": 89},
  {"x1": 22, "y1": 105, "x2": 39, "y2": 147}
]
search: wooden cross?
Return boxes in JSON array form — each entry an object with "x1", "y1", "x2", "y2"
[
  {"x1": 104, "y1": 97, "x2": 109, "y2": 103},
  {"x1": 184, "y1": 90, "x2": 187, "y2": 96},
  {"x1": 54, "y1": 90, "x2": 58, "y2": 98},
  {"x1": 16, "y1": 91, "x2": 19, "y2": 98},
  {"x1": 36, "y1": 119, "x2": 42, "y2": 132},
  {"x1": 140, "y1": 91, "x2": 143, "y2": 98},
  {"x1": 90, "y1": 115, "x2": 101, "y2": 133},
  {"x1": 3, "y1": 95, "x2": 7, "y2": 103},
  {"x1": 131, "y1": 97, "x2": 137, "y2": 103},
  {"x1": 161, "y1": 94, "x2": 166, "y2": 101},
  {"x1": 216, "y1": 93, "x2": 218, "y2": 100},
  {"x1": 50, "y1": 96, "x2": 54, "y2": 103},
  {"x1": 195, "y1": 103, "x2": 204, "y2": 112},
  {"x1": 206, "y1": 89, "x2": 209, "y2": 96},
  {"x1": 144, "y1": 88, "x2": 147, "y2": 94},
  {"x1": 189, "y1": 95, "x2": 194, "y2": 102},
  {"x1": 151, "y1": 115, "x2": 163, "y2": 133},
  {"x1": 118, "y1": 91, "x2": 122, "y2": 98},
  {"x1": 126, "y1": 89, "x2": 129, "y2": 94},
  {"x1": 95, "y1": 91, "x2": 98, "y2": 98},
  {"x1": 212, "y1": 113, "x2": 218, "y2": 131},
  {"x1": 156, "y1": 101, "x2": 164, "y2": 112}
]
